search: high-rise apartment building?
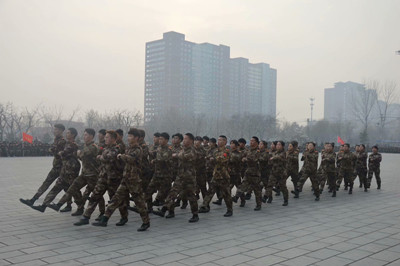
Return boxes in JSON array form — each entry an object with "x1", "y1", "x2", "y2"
[{"x1": 144, "y1": 32, "x2": 277, "y2": 122}]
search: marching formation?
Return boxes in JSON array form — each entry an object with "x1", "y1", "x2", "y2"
[{"x1": 20, "y1": 124, "x2": 383, "y2": 232}]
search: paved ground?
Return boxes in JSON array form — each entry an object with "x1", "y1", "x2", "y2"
[{"x1": 1, "y1": 154, "x2": 400, "y2": 266}]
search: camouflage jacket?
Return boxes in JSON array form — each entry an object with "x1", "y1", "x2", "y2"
[
  {"x1": 177, "y1": 146, "x2": 196, "y2": 181},
  {"x1": 120, "y1": 144, "x2": 142, "y2": 179},
  {"x1": 140, "y1": 141, "x2": 151, "y2": 174},
  {"x1": 286, "y1": 149, "x2": 299, "y2": 173},
  {"x1": 78, "y1": 141, "x2": 99, "y2": 176},
  {"x1": 259, "y1": 149, "x2": 271, "y2": 172},
  {"x1": 368, "y1": 153, "x2": 382, "y2": 169},
  {"x1": 229, "y1": 149, "x2": 242, "y2": 176},
  {"x1": 149, "y1": 143, "x2": 159, "y2": 162},
  {"x1": 117, "y1": 140, "x2": 126, "y2": 155},
  {"x1": 153, "y1": 144, "x2": 172, "y2": 178},
  {"x1": 271, "y1": 149, "x2": 286, "y2": 174},
  {"x1": 336, "y1": 151, "x2": 343, "y2": 168},
  {"x1": 206, "y1": 146, "x2": 217, "y2": 173},
  {"x1": 50, "y1": 135, "x2": 66, "y2": 168},
  {"x1": 338, "y1": 150, "x2": 356, "y2": 171},
  {"x1": 60, "y1": 140, "x2": 80, "y2": 177},
  {"x1": 171, "y1": 144, "x2": 182, "y2": 173},
  {"x1": 213, "y1": 147, "x2": 230, "y2": 180},
  {"x1": 303, "y1": 149, "x2": 318, "y2": 173},
  {"x1": 194, "y1": 145, "x2": 206, "y2": 172},
  {"x1": 243, "y1": 147, "x2": 260, "y2": 176},
  {"x1": 321, "y1": 150, "x2": 336, "y2": 173},
  {"x1": 99, "y1": 143, "x2": 122, "y2": 180},
  {"x1": 356, "y1": 151, "x2": 368, "y2": 170}
]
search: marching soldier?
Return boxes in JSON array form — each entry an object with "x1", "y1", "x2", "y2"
[
  {"x1": 337, "y1": 143, "x2": 357, "y2": 194},
  {"x1": 367, "y1": 145, "x2": 382, "y2": 189},
  {"x1": 356, "y1": 144, "x2": 368, "y2": 191}
]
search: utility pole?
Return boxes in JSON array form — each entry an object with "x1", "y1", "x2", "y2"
[{"x1": 309, "y1": 97, "x2": 315, "y2": 126}]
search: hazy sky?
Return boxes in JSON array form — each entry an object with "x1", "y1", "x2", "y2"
[{"x1": 1, "y1": 0, "x2": 399, "y2": 124}]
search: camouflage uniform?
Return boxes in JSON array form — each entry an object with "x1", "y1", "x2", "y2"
[
  {"x1": 42, "y1": 140, "x2": 81, "y2": 206},
  {"x1": 33, "y1": 135, "x2": 66, "y2": 200},
  {"x1": 286, "y1": 149, "x2": 299, "y2": 192},
  {"x1": 171, "y1": 143, "x2": 182, "y2": 182},
  {"x1": 206, "y1": 145, "x2": 217, "y2": 186},
  {"x1": 104, "y1": 144, "x2": 149, "y2": 224},
  {"x1": 337, "y1": 150, "x2": 357, "y2": 192},
  {"x1": 297, "y1": 150, "x2": 308, "y2": 191},
  {"x1": 162, "y1": 146, "x2": 198, "y2": 215},
  {"x1": 320, "y1": 150, "x2": 337, "y2": 193},
  {"x1": 145, "y1": 144, "x2": 172, "y2": 209},
  {"x1": 267, "y1": 150, "x2": 288, "y2": 202},
  {"x1": 56, "y1": 141, "x2": 99, "y2": 210},
  {"x1": 367, "y1": 152, "x2": 382, "y2": 188},
  {"x1": 194, "y1": 145, "x2": 207, "y2": 199},
  {"x1": 335, "y1": 150, "x2": 344, "y2": 188},
  {"x1": 201, "y1": 147, "x2": 233, "y2": 212},
  {"x1": 140, "y1": 141, "x2": 152, "y2": 192},
  {"x1": 259, "y1": 149, "x2": 271, "y2": 196},
  {"x1": 356, "y1": 150, "x2": 368, "y2": 188},
  {"x1": 229, "y1": 149, "x2": 242, "y2": 192},
  {"x1": 297, "y1": 149, "x2": 320, "y2": 197},
  {"x1": 317, "y1": 150, "x2": 327, "y2": 191},
  {"x1": 235, "y1": 147, "x2": 262, "y2": 206},
  {"x1": 82, "y1": 144, "x2": 125, "y2": 219}
]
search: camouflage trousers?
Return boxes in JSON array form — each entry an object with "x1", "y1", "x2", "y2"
[
  {"x1": 297, "y1": 170, "x2": 320, "y2": 197},
  {"x1": 236, "y1": 174, "x2": 262, "y2": 206},
  {"x1": 105, "y1": 176, "x2": 149, "y2": 224},
  {"x1": 195, "y1": 169, "x2": 208, "y2": 200},
  {"x1": 355, "y1": 168, "x2": 368, "y2": 187},
  {"x1": 83, "y1": 176, "x2": 125, "y2": 219},
  {"x1": 325, "y1": 171, "x2": 336, "y2": 192},
  {"x1": 34, "y1": 166, "x2": 64, "y2": 200},
  {"x1": 42, "y1": 172, "x2": 81, "y2": 206},
  {"x1": 145, "y1": 176, "x2": 171, "y2": 209},
  {"x1": 338, "y1": 168, "x2": 354, "y2": 188},
  {"x1": 202, "y1": 178, "x2": 232, "y2": 212},
  {"x1": 57, "y1": 174, "x2": 105, "y2": 213},
  {"x1": 141, "y1": 170, "x2": 153, "y2": 193},
  {"x1": 260, "y1": 168, "x2": 270, "y2": 192},
  {"x1": 229, "y1": 173, "x2": 242, "y2": 192},
  {"x1": 164, "y1": 177, "x2": 198, "y2": 215},
  {"x1": 367, "y1": 167, "x2": 381, "y2": 186},
  {"x1": 287, "y1": 169, "x2": 299, "y2": 192},
  {"x1": 266, "y1": 171, "x2": 289, "y2": 201},
  {"x1": 317, "y1": 167, "x2": 327, "y2": 191}
]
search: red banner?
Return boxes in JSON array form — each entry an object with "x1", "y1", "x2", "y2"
[
  {"x1": 23, "y1": 132, "x2": 33, "y2": 144},
  {"x1": 337, "y1": 136, "x2": 345, "y2": 145}
]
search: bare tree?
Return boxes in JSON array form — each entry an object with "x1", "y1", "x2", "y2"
[
  {"x1": 351, "y1": 81, "x2": 377, "y2": 143},
  {"x1": 376, "y1": 80, "x2": 398, "y2": 131}
]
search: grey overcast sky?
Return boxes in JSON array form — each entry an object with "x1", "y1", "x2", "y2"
[{"x1": 1, "y1": 0, "x2": 399, "y2": 124}]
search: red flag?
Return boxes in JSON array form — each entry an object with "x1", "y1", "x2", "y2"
[
  {"x1": 337, "y1": 136, "x2": 345, "y2": 145},
  {"x1": 23, "y1": 132, "x2": 33, "y2": 144}
]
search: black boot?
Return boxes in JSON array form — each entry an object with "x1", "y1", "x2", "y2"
[
  {"x1": 254, "y1": 205, "x2": 261, "y2": 211},
  {"x1": 212, "y1": 198, "x2": 222, "y2": 205},
  {"x1": 137, "y1": 223, "x2": 150, "y2": 231},
  {"x1": 315, "y1": 196, "x2": 320, "y2": 201},
  {"x1": 153, "y1": 207, "x2": 167, "y2": 217},
  {"x1": 199, "y1": 206, "x2": 210, "y2": 213},
  {"x1": 332, "y1": 190, "x2": 336, "y2": 197},
  {"x1": 377, "y1": 182, "x2": 381, "y2": 189},
  {"x1": 364, "y1": 187, "x2": 368, "y2": 192},
  {"x1": 165, "y1": 211, "x2": 175, "y2": 219},
  {"x1": 245, "y1": 192, "x2": 252, "y2": 200},
  {"x1": 95, "y1": 213, "x2": 104, "y2": 221},
  {"x1": 282, "y1": 200, "x2": 288, "y2": 206},
  {"x1": 92, "y1": 216, "x2": 109, "y2": 227},
  {"x1": 262, "y1": 195, "x2": 268, "y2": 203},
  {"x1": 349, "y1": 184, "x2": 353, "y2": 194},
  {"x1": 31, "y1": 204, "x2": 46, "y2": 213},
  {"x1": 74, "y1": 216, "x2": 89, "y2": 226},
  {"x1": 20, "y1": 198, "x2": 36, "y2": 207},
  {"x1": 48, "y1": 203, "x2": 62, "y2": 212},
  {"x1": 224, "y1": 210, "x2": 233, "y2": 217},
  {"x1": 60, "y1": 203, "x2": 72, "y2": 212},
  {"x1": 116, "y1": 217, "x2": 128, "y2": 226},
  {"x1": 188, "y1": 214, "x2": 199, "y2": 223},
  {"x1": 232, "y1": 195, "x2": 238, "y2": 203},
  {"x1": 71, "y1": 208, "x2": 84, "y2": 216},
  {"x1": 267, "y1": 196, "x2": 273, "y2": 203},
  {"x1": 294, "y1": 189, "x2": 299, "y2": 198},
  {"x1": 275, "y1": 188, "x2": 281, "y2": 196},
  {"x1": 359, "y1": 183, "x2": 362, "y2": 188},
  {"x1": 174, "y1": 199, "x2": 181, "y2": 207},
  {"x1": 181, "y1": 201, "x2": 188, "y2": 209}
]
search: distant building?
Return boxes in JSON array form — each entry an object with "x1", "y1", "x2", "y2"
[
  {"x1": 324, "y1": 81, "x2": 365, "y2": 122},
  {"x1": 144, "y1": 32, "x2": 277, "y2": 122}
]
